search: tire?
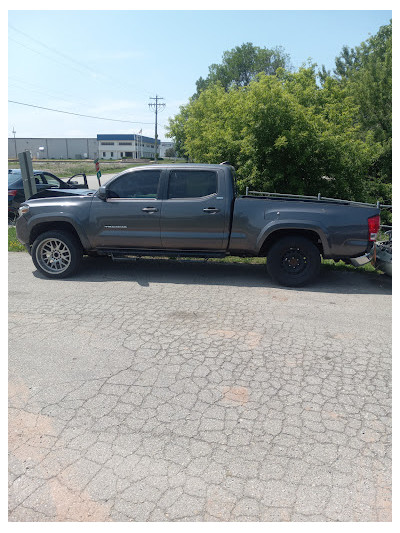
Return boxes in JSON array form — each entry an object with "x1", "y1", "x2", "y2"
[
  {"x1": 31, "y1": 230, "x2": 83, "y2": 279},
  {"x1": 266, "y1": 236, "x2": 321, "y2": 287}
]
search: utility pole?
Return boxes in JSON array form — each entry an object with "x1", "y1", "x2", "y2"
[{"x1": 148, "y1": 95, "x2": 165, "y2": 161}]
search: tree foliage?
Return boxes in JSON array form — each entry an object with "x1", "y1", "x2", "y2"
[
  {"x1": 330, "y1": 21, "x2": 392, "y2": 193},
  {"x1": 167, "y1": 26, "x2": 391, "y2": 203},
  {"x1": 169, "y1": 68, "x2": 380, "y2": 201},
  {"x1": 194, "y1": 42, "x2": 291, "y2": 96}
]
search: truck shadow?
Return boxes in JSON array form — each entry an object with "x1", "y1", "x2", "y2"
[{"x1": 33, "y1": 256, "x2": 392, "y2": 295}]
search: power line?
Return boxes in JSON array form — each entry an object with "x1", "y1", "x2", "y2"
[
  {"x1": 8, "y1": 100, "x2": 154, "y2": 125},
  {"x1": 9, "y1": 25, "x2": 99, "y2": 76},
  {"x1": 9, "y1": 73, "x2": 97, "y2": 108},
  {"x1": 9, "y1": 81, "x2": 92, "y2": 108},
  {"x1": 8, "y1": 36, "x2": 93, "y2": 78},
  {"x1": 8, "y1": 24, "x2": 151, "y2": 100}
]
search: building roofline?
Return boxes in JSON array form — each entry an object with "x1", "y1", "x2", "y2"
[{"x1": 97, "y1": 134, "x2": 159, "y2": 144}]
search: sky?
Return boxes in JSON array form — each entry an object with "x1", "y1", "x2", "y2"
[{"x1": 7, "y1": 6, "x2": 392, "y2": 142}]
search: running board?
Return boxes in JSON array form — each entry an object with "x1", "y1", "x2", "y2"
[{"x1": 100, "y1": 249, "x2": 228, "y2": 261}]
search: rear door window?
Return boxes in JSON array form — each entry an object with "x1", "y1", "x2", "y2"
[{"x1": 168, "y1": 170, "x2": 217, "y2": 199}]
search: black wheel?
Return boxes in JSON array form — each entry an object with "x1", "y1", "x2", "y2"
[
  {"x1": 266, "y1": 236, "x2": 321, "y2": 287},
  {"x1": 31, "y1": 230, "x2": 83, "y2": 279}
]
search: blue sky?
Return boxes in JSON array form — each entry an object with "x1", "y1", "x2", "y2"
[{"x1": 8, "y1": 9, "x2": 392, "y2": 141}]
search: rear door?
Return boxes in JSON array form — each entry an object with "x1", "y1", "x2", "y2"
[
  {"x1": 160, "y1": 168, "x2": 229, "y2": 250},
  {"x1": 89, "y1": 168, "x2": 163, "y2": 249}
]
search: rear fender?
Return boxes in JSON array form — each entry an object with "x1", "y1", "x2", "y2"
[{"x1": 257, "y1": 221, "x2": 330, "y2": 256}]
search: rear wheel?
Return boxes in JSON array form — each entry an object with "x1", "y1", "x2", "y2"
[
  {"x1": 266, "y1": 236, "x2": 321, "y2": 287},
  {"x1": 32, "y1": 230, "x2": 82, "y2": 278}
]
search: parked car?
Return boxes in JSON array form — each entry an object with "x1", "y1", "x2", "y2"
[
  {"x1": 16, "y1": 163, "x2": 381, "y2": 286},
  {"x1": 8, "y1": 170, "x2": 92, "y2": 222}
]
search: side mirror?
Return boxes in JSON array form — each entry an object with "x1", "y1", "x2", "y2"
[{"x1": 98, "y1": 186, "x2": 108, "y2": 201}]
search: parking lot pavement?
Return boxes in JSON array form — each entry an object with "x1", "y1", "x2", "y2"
[{"x1": 9, "y1": 252, "x2": 392, "y2": 522}]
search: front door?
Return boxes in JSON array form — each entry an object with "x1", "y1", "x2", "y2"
[{"x1": 89, "y1": 168, "x2": 163, "y2": 249}]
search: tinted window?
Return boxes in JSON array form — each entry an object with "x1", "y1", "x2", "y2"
[
  {"x1": 168, "y1": 170, "x2": 217, "y2": 198},
  {"x1": 8, "y1": 175, "x2": 21, "y2": 186},
  {"x1": 42, "y1": 173, "x2": 61, "y2": 187},
  {"x1": 108, "y1": 170, "x2": 161, "y2": 199}
]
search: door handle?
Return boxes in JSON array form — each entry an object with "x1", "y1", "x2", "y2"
[
  {"x1": 203, "y1": 207, "x2": 220, "y2": 213},
  {"x1": 142, "y1": 207, "x2": 159, "y2": 213}
]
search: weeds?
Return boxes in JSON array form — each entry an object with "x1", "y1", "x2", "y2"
[{"x1": 8, "y1": 227, "x2": 26, "y2": 252}]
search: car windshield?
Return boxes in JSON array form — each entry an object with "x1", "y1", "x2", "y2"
[{"x1": 8, "y1": 174, "x2": 21, "y2": 186}]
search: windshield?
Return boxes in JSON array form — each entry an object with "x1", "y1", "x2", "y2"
[{"x1": 8, "y1": 174, "x2": 21, "y2": 186}]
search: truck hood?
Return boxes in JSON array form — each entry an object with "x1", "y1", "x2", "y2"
[
  {"x1": 29, "y1": 188, "x2": 96, "y2": 200},
  {"x1": 23, "y1": 191, "x2": 96, "y2": 210}
]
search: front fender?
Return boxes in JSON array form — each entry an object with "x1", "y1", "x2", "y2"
[{"x1": 27, "y1": 214, "x2": 91, "y2": 250}]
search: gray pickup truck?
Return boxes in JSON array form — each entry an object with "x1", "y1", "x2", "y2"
[{"x1": 16, "y1": 163, "x2": 380, "y2": 286}]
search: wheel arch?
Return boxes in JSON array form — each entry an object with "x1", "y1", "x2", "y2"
[
  {"x1": 258, "y1": 228, "x2": 324, "y2": 257},
  {"x1": 29, "y1": 220, "x2": 86, "y2": 249}
]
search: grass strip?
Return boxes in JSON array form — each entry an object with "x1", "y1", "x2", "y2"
[{"x1": 8, "y1": 227, "x2": 26, "y2": 252}]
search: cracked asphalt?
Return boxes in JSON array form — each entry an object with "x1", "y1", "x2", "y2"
[{"x1": 8, "y1": 252, "x2": 392, "y2": 522}]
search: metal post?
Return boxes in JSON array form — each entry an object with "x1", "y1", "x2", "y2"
[
  {"x1": 12, "y1": 127, "x2": 17, "y2": 159},
  {"x1": 18, "y1": 150, "x2": 37, "y2": 200},
  {"x1": 149, "y1": 95, "x2": 165, "y2": 161}
]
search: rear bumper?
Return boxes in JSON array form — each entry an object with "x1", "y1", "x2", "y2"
[{"x1": 349, "y1": 248, "x2": 374, "y2": 267}]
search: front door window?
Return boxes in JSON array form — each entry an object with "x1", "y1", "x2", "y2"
[{"x1": 107, "y1": 170, "x2": 161, "y2": 199}]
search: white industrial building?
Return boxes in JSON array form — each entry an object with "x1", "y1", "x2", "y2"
[
  {"x1": 97, "y1": 134, "x2": 158, "y2": 159},
  {"x1": 159, "y1": 141, "x2": 175, "y2": 157},
  {"x1": 8, "y1": 135, "x2": 174, "y2": 160},
  {"x1": 8, "y1": 137, "x2": 98, "y2": 160}
]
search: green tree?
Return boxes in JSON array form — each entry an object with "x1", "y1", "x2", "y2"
[
  {"x1": 167, "y1": 102, "x2": 191, "y2": 160},
  {"x1": 194, "y1": 42, "x2": 291, "y2": 96},
  {"x1": 164, "y1": 146, "x2": 176, "y2": 158},
  {"x1": 168, "y1": 67, "x2": 381, "y2": 201},
  {"x1": 332, "y1": 21, "x2": 392, "y2": 196}
]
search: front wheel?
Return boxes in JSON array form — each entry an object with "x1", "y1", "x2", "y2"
[
  {"x1": 31, "y1": 230, "x2": 82, "y2": 278},
  {"x1": 266, "y1": 236, "x2": 321, "y2": 287}
]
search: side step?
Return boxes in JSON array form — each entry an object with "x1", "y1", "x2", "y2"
[{"x1": 99, "y1": 249, "x2": 228, "y2": 262}]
